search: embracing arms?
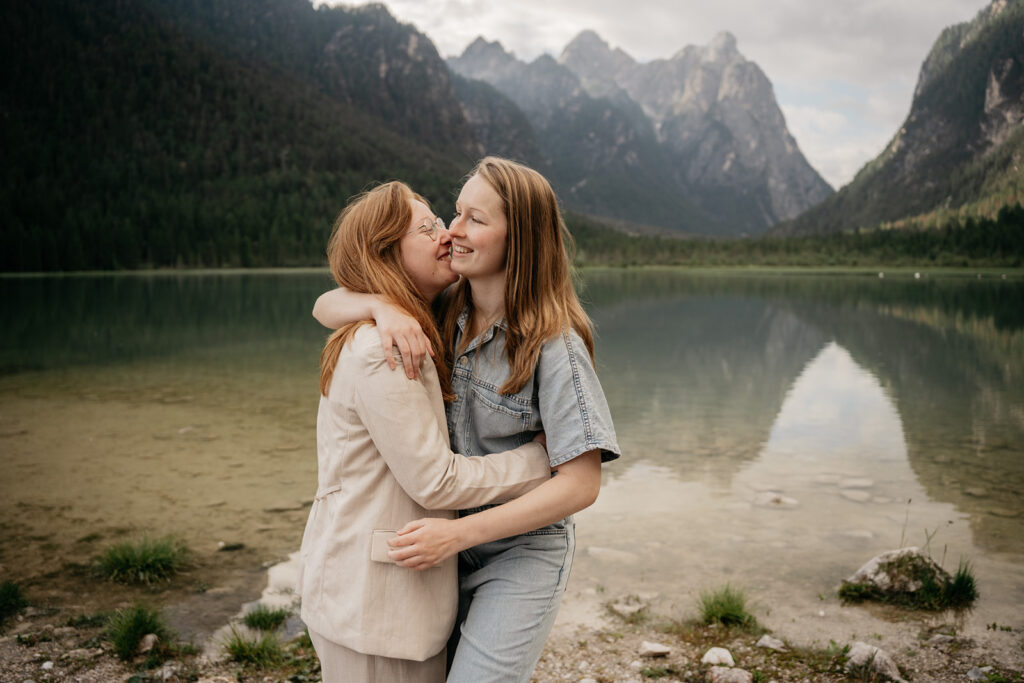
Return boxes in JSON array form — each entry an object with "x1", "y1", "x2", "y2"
[
  {"x1": 314, "y1": 288, "x2": 432, "y2": 379},
  {"x1": 386, "y1": 450, "x2": 601, "y2": 569},
  {"x1": 349, "y1": 338, "x2": 551, "y2": 510}
]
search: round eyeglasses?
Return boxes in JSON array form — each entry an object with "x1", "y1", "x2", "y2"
[{"x1": 408, "y1": 216, "x2": 446, "y2": 241}]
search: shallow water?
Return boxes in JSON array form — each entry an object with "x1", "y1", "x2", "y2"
[{"x1": 1, "y1": 268, "x2": 1022, "y2": 645}]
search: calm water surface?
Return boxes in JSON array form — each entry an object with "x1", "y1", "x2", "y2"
[{"x1": 2, "y1": 269, "x2": 1022, "y2": 641}]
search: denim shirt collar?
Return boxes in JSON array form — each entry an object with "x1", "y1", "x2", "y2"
[{"x1": 455, "y1": 305, "x2": 508, "y2": 355}]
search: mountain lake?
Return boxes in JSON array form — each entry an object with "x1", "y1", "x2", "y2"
[{"x1": 1, "y1": 267, "x2": 1022, "y2": 652}]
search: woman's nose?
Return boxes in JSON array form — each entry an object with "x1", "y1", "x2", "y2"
[
  {"x1": 447, "y1": 216, "x2": 464, "y2": 237},
  {"x1": 438, "y1": 226, "x2": 452, "y2": 244}
]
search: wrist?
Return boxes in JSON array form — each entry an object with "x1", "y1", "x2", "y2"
[{"x1": 454, "y1": 514, "x2": 488, "y2": 551}]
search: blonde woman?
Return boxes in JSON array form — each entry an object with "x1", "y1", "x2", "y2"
[
  {"x1": 298, "y1": 181, "x2": 552, "y2": 682},
  {"x1": 314, "y1": 158, "x2": 621, "y2": 681}
]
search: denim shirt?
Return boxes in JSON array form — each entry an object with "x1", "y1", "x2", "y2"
[{"x1": 447, "y1": 307, "x2": 621, "y2": 472}]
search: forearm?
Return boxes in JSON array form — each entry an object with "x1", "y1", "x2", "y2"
[
  {"x1": 312, "y1": 287, "x2": 381, "y2": 329},
  {"x1": 449, "y1": 451, "x2": 601, "y2": 550}
]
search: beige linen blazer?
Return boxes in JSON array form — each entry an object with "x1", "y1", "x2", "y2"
[{"x1": 298, "y1": 325, "x2": 550, "y2": 661}]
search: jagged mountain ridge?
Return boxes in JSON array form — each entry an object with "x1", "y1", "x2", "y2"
[
  {"x1": 450, "y1": 30, "x2": 832, "y2": 235},
  {"x1": 776, "y1": 0, "x2": 1024, "y2": 235},
  {"x1": 449, "y1": 38, "x2": 722, "y2": 236},
  {"x1": 560, "y1": 30, "x2": 833, "y2": 227}
]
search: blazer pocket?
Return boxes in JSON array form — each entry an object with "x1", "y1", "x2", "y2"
[{"x1": 370, "y1": 530, "x2": 398, "y2": 564}]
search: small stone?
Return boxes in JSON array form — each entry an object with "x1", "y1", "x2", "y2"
[
  {"x1": 708, "y1": 667, "x2": 754, "y2": 683},
  {"x1": 53, "y1": 626, "x2": 77, "y2": 639},
  {"x1": 639, "y1": 641, "x2": 671, "y2": 657},
  {"x1": 138, "y1": 633, "x2": 160, "y2": 654},
  {"x1": 755, "y1": 634, "x2": 787, "y2": 652},
  {"x1": 63, "y1": 648, "x2": 100, "y2": 660},
  {"x1": 753, "y1": 492, "x2": 798, "y2": 508},
  {"x1": 630, "y1": 660, "x2": 643, "y2": 670},
  {"x1": 579, "y1": 678, "x2": 598, "y2": 683},
  {"x1": 927, "y1": 634, "x2": 954, "y2": 645},
  {"x1": 701, "y1": 647, "x2": 735, "y2": 666},
  {"x1": 818, "y1": 610, "x2": 826, "y2": 617},
  {"x1": 967, "y1": 666, "x2": 995, "y2": 681},
  {"x1": 41, "y1": 662, "x2": 54, "y2": 670},
  {"x1": 841, "y1": 490, "x2": 872, "y2": 502}
]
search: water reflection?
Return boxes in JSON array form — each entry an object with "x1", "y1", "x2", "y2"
[{"x1": 583, "y1": 269, "x2": 1024, "y2": 554}]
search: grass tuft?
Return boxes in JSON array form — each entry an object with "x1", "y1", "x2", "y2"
[
  {"x1": 699, "y1": 584, "x2": 757, "y2": 629},
  {"x1": 242, "y1": 604, "x2": 291, "y2": 631},
  {"x1": 224, "y1": 627, "x2": 285, "y2": 668},
  {"x1": 96, "y1": 536, "x2": 188, "y2": 584},
  {"x1": 106, "y1": 603, "x2": 172, "y2": 661},
  {"x1": 1, "y1": 581, "x2": 28, "y2": 626},
  {"x1": 945, "y1": 560, "x2": 979, "y2": 609}
]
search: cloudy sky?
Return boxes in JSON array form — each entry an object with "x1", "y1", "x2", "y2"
[{"x1": 341, "y1": 0, "x2": 990, "y2": 189}]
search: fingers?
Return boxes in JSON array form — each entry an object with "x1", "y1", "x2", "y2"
[
  {"x1": 378, "y1": 332, "x2": 397, "y2": 371},
  {"x1": 396, "y1": 337, "x2": 417, "y2": 379},
  {"x1": 394, "y1": 520, "x2": 426, "y2": 536}
]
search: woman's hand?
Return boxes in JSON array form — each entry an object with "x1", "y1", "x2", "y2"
[
  {"x1": 387, "y1": 517, "x2": 463, "y2": 571},
  {"x1": 373, "y1": 302, "x2": 433, "y2": 380}
]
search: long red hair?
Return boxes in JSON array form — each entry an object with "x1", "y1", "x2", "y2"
[
  {"x1": 441, "y1": 157, "x2": 594, "y2": 395},
  {"x1": 320, "y1": 182, "x2": 452, "y2": 399}
]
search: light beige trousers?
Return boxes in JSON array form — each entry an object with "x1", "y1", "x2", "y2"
[{"x1": 308, "y1": 628, "x2": 446, "y2": 683}]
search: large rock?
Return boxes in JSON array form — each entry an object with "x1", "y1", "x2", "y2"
[
  {"x1": 841, "y1": 547, "x2": 951, "y2": 601},
  {"x1": 845, "y1": 641, "x2": 907, "y2": 682}
]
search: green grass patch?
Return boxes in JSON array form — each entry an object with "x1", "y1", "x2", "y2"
[
  {"x1": 106, "y1": 603, "x2": 173, "y2": 661},
  {"x1": 242, "y1": 604, "x2": 291, "y2": 631},
  {"x1": 1, "y1": 580, "x2": 28, "y2": 625},
  {"x1": 698, "y1": 584, "x2": 757, "y2": 629},
  {"x1": 224, "y1": 627, "x2": 285, "y2": 668},
  {"x1": 641, "y1": 665, "x2": 678, "y2": 678},
  {"x1": 96, "y1": 536, "x2": 188, "y2": 584}
]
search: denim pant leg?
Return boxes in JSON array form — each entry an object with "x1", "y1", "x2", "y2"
[{"x1": 447, "y1": 521, "x2": 575, "y2": 683}]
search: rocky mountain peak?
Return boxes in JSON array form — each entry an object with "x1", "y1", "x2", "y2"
[
  {"x1": 704, "y1": 31, "x2": 739, "y2": 63},
  {"x1": 560, "y1": 29, "x2": 636, "y2": 77},
  {"x1": 461, "y1": 36, "x2": 515, "y2": 64}
]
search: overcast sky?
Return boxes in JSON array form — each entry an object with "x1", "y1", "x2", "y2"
[{"x1": 341, "y1": 0, "x2": 990, "y2": 189}]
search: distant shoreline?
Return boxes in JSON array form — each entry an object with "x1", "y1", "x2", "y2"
[{"x1": 2, "y1": 264, "x2": 1022, "y2": 278}]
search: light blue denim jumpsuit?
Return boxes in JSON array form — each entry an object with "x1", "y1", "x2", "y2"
[{"x1": 445, "y1": 307, "x2": 620, "y2": 682}]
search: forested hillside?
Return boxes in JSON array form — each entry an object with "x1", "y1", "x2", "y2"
[
  {"x1": 1, "y1": 0, "x2": 465, "y2": 271},
  {"x1": 776, "y1": 0, "x2": 1024, "y2": 236}
]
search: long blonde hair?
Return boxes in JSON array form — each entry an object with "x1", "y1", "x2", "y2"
[
  {"x1": 320, "y1": 182, "x2": 452, "y2": 399},
  {"x1": 441, "y1": 157, "x2": 594, "y2": 395}
]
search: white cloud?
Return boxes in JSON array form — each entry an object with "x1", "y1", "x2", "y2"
[{"x1": 335, "y1": 0, "x2": 991, "y2": 186}]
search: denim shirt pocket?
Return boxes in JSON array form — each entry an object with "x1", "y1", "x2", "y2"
[{"x1": 469, "y1": 382, "x2": 532, "y2": 444}]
